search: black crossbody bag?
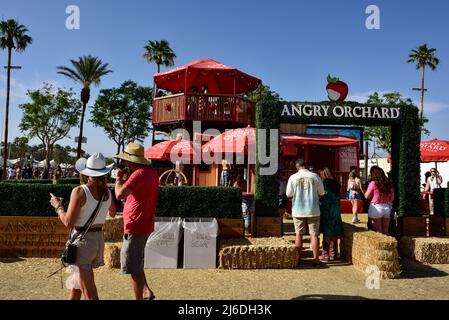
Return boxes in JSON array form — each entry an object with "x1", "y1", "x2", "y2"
[{"x1": 61, "y1": 190, "x2": 106, "y2": 265}]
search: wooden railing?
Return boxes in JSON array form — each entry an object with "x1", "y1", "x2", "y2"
[{"x1": 153, "y1": 93, "x2": 255, "y2": 125}]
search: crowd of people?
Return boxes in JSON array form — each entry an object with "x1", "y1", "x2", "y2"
[
  {"x1": 281, "y1": 158, "x2": 396, "y2": 266},
  {"x1": 0, "y1": 163, "x2": 77, "y2": 181}
]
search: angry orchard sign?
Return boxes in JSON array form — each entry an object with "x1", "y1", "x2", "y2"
[{"x1": 280, "y1": 103, "x2": 402, "y2": 124}]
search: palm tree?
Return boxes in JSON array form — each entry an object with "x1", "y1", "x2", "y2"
[
  {"x1": 407, "y1": 44, "x2": 440, "y2": 120},
  {"x1": 143, "y1": 40, "x2": 176, "y2": 73},
  {"x1": 57, "y1": 55, "x2": 112, "y2": 159},
  {"x1": 0, "y1": 19, "x2": 32, "y2": 179}
]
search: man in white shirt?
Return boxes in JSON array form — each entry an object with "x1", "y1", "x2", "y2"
[
  {"x1": 286, "y1": 158, "x2": 325, "y2": 265},
  {"x1": 425, "y1": 168, "x2": 443, "y2": 215}
]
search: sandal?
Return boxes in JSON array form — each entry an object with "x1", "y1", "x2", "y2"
[{"x1": 143, "y1": 291, "x2": 156, "y2": 300}]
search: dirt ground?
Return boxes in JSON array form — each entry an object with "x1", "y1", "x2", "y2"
[{"x1": 1, "y1": 214, "x2": 449, "y2": 300}]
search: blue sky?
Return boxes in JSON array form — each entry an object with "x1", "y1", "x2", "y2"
[{"x1": 1, "y1": 0, "x2": 448, "y2": 158}]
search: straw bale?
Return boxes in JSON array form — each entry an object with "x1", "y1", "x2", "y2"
[
  {"x1": 400, "y1": 236, "x2": 449, "y2": 264},
  {"x1": 218, "y1": 237, "x2": 298, "y2": 269},
  {"x1": 104, "y1": 216, "x2": 124, "y2": 242},
  {"x1": 104, "y1": 242, "x2": 122, "y2": 269}
]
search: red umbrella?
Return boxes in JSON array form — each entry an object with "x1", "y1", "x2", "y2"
[
  {"x1": 154, "y1": 58, "x2": 261, "y2": 95},
  {"x1": 420, "y1": 139, "x2": 449, "y2": 162},
  {"x1": 386, "y1": 139, "x2": 449, "y2": 166},
  {"x1": 202, "y1": 126, "x2": 256, "y2": 155},
  {"x1": 144, "y1": 140, "x2": 199, "y2": 162}
]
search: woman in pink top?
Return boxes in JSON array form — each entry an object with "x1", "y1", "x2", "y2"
[{"x1": 364, "y1": 166, "x2": 394, "y2": 236}]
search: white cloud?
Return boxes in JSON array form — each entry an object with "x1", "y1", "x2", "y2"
[
  {"x1": 348, "y1": 90, "x2": 449, "y2": 114},
  {"x1": 424, "y1": 102, "x2": 449, "y2": 114},
  {"x1": 0, "y1": 75, "x2": 29, "y2": 101},
  {"x1": 0, "y1": 75, "x2": 63, "y2": 102},
  {"x1": 347, "y1": 90, "x2": 396, "y2": 103}
]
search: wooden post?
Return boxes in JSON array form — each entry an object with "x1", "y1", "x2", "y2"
[{"x1": 364, "y1": 140, "x2": 369, "y2": 181}]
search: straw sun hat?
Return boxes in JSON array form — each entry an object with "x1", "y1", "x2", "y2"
[
  {"x1": 115, "y1": 142, "x2": 151, "y2": 165},
  {"x1": 75, "y1": 152, "x2": 114, "y2": 177}
]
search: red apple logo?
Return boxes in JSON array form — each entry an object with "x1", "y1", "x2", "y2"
[{"x1": 326, "y1": 75, "x2": 348, "y2": 102}]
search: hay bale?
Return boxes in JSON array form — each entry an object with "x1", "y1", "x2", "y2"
[
  {"x1": 217, "y1": 237, "x2": 298, "y2": 269},
  {"x1": 342, "y1": 222, "x2": 401, "y2": 279},
  {"x1": 400, "y1": 236, "x2": 449, "y2": 264},
  {"x1": 104, "y1": 242, "x2": 122, "y2": 268},
  {"x1": 104, "y1": 216, "x2": 123, "y2": 242}
]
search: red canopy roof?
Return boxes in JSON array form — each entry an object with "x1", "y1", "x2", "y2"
[
  {"x1": 154, "y1": 58, "x2": 261, "y2": 94},
  {"x1": 144, "y1": 139, "x2": 199, "y2": 162},
  {"x1": 420, "y1": 139, "x2": 449, "y2": 162},
  {"x1": 281, "y1": 135, "x2": 359, "y2": 147},
  {"x1": 202, "y1": 126, "x2": 255, "y2": 154}
]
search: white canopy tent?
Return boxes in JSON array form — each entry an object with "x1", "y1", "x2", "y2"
[
  {"x1": 37, "y1": 159, "x2": 57, "y2": 168},
  {"x1": 0, "y1": 157, "x2": 21, "y2": 167}
]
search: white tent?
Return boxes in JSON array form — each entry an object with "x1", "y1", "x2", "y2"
[
  {"x1": 37, "y1": 159, "x2": 57, "y2": 168},
  {"x1": 60, "y1": 163, "x2": 74, "y2": 169},
  {"x1": 0, "y1": 157, "x2": 20, "y2": 167}
]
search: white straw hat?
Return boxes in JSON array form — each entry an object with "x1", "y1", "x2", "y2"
[{"x1": 75, "y1": 152, "x2": 113, "y2": 177}]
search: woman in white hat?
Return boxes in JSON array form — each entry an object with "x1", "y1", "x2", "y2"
[{"x1": 50, "y1": 153, "x2": 116, "y2": 300}]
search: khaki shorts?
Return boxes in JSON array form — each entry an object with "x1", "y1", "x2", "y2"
[
  {"x1": 293, "y1": 216, "x2": 320, "y2": 235},
  {"x1": 121, "y1": 233, "x2": 150, "y2": 274},
  {"x1": 71, "y1": 230, "x2": 105, "y2": 269}
]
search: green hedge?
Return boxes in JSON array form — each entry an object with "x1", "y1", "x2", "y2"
[
  {"x1": 0, "y1": 179, "x2": 53, "y2": 184},
  {"x1": 56, "y1": 178, "x2": 80, "y2": 185},
  {"x1": 255, "y1": 96, "x2": 281, "y2": 217},
  {"x1": 397, "y1": 105, "x2": 421, "y2": 216},
  {"x1": 433, "y1": 188, "x2": 449, "y2": 217},
  {"x1": 0, "y1": 184, "x2": 242, "y2": 218},
  {"x1": 0, "y1": 178, "x2": 81, "y2": 185},
  {"x1": 155, "y1": 186, "x2": 242, "y2": 218},
  {"x1": 0, "y1": 184, "x2": 75, "y2": 216}
]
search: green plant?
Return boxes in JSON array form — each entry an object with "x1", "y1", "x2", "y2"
[
  {"x1": 0, "y1": 19, "x2": 32, "y2": 179},
  {"x1": 255, "y1": 95, "x2": 281, "y2": 217},
  {"x1": 0, "y1": 179, "x2": 53, "y2": 184},
  {"x1": 0, "y1": 184, "x2": 75, "y2": 216},
  {"x1": 433, "y1": 188, "x2": 449, "y2": 217},
  {"x1": 0, "y1": 185, "x2": 242, "y2": 218},
  {"x1": 155, "y1": 186, "x2": 242, "y2": 218},
  {"x1": 57, "y1": 55, "x2": 113, "y2": 159},
  {"x1": 56, "y1": 178, "x2": 80, "y2": 185},
  {"x1": 397, "y1": 104, "x2": 421, "y2": 216}
]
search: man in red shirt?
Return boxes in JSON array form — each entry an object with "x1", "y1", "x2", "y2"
[{"x1": 115, "y1": 142, "x2": 159, "y2": 300}]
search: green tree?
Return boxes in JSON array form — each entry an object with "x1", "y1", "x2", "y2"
[
  {"x1": 9, "y1": 137, "x2": 30, "y2": 159},
  {"x1": 53, "y1": 144, "x2": 77, "y2": 165},
  {"x1": 245, "y1": 84, "x2": 281, "y2": 104},
  {"x1": 57, "y1": 55, "x2": 113, "y2": 159},
  {"x1": 143, "y1": 40, "x2": 176, "y2": 73},
  {"x1": 364, "y1": 92, "x2": 428, "y2": 153},
  {"x1": 19, "y1": 84, "x2": 81, "y2": 169},
  {"x1": 90, "y1": 80, "x2": 153, "y2": 155},
  {"x1": 0, "y1": 19, "x2": 32, "y2": 178},
  {"x1": 407, "y1": 44, "x2": 440, "y2": 120}
]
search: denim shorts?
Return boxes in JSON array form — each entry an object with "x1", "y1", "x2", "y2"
[{"x1": 120, "y1": 233, "x2": 150, "y2": 274}]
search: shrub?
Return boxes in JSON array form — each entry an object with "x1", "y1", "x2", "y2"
[
  {"x1": 433, "y1": 188, "x2": 449, "y2": 217},
  {"x1": 0, "y1": 179, "x2": 53, "y2": 184},
  {"x1": 0, "y1": 183, "x2": 75, "y2": 216},
  {"x1": 56, "y1": 178, "x2": 80, "y2": 185},
  {"x1": 155, "y1": 186, "x2": 242, "y2": 218},
  {"x1": 0, "y1": 185, "x2": 242, "y2": 218}
]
